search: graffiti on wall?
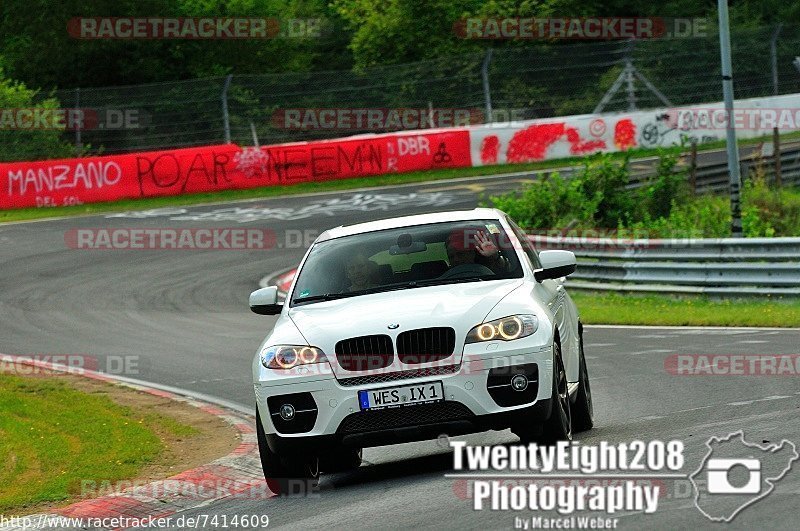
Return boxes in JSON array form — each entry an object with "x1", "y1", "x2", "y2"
[
  {"x1": 638, "y1": 113, "x2": 719, "y2": 148},
  {"x1": 1, "y1": 131, "x2": 471, "y2": 210}
]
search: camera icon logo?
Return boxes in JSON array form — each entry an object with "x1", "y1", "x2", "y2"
[
  {"x1": 690, "y1": 431, "x2": 798, "y2": 522},
  {"x1": 706, "y1": 458, "x2": 761, "y2": 494}
]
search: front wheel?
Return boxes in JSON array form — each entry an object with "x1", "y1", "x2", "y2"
[
  {"x1": 319, "y1": 446, "x2": 362, "y2": 473},
  {"x1": 571, "y1": 324, "x2": 594, "y2": 432},
  {"x1": 512, "y1": 341, "x2": 572, "y2": 444},
  {"x1": 256, "y1": 407, "x2": 319, "y2": 496},
  {"x1": 537, "y1": 341, "x2": 572, "y2": 445}
]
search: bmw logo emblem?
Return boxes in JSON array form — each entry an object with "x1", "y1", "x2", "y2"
[{"x1": 388, "y1": 323, "x2": 400, "y2": 329}]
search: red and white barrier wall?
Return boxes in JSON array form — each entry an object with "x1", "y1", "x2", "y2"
[
  {"x1": 2, "y1": 94, "x2": 799, "y2": 210},
  {"x1": 469, "y1": 93, "x2": 800, "y2": 166},
  {"x1": 0, "y1": 130, "x2": 470, "y2": 209}
]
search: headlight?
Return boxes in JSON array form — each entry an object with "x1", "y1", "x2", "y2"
[
  {"x1": 465, "y1": 315, "x2": 538, "y2": 343},
  {"x1": 260, "y1": 345, "x2": 328, "y2": 369}
]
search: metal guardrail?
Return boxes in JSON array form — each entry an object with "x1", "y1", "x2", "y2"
[
  {"x1": 696, "y1": 141, "x2": 800, "y2": 192},
  {"x1": 267, "y1": 236, "x2": 800, "y2": 297},
  {"x1": 623, "y1": 141, "x2": 800, "y2": 193},
  {"x1": 525, "y1": 140, "x2": 800, "y2": 196},
  {"x1": 532, "y1": 235, "x2": 800, "y2": 296}
]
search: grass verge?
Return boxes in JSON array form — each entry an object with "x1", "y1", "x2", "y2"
[
  {"x1": 571, "y1": 292, "x2": 800, "y2": 327},
  {"x1": 0, "y1": 373, "x2": 209, "y2": 514}
]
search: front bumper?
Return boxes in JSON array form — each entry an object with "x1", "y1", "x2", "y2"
[
  {"x1": 254, "y1": 343, "x2": 554, "y2": 450},
  {"x1": 265, "y1": 399, "x2": 554, "y2": 455}
]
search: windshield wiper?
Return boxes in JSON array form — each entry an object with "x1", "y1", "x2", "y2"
[
  {"x1": 292, "y1": 292, "x2": 352, "y2": 304},
  {"x1": 415, "y1": 275, "x2": 496, "y2": 286}
]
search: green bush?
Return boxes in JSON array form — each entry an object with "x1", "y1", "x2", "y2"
[
  {"x1": 641, "y1": 149, "x2": 689, "y2": 220},
  {"x1": 489, "y1": 153, "x2": 642, "y2": 230},
  {"x1": 487, "y1": 149, "x2": 800, "y2": 238},
  {"x1": 0, "y1": 69, "x2": 76, "y2": 162},
  {"x1": 627, "y1": 195, "x2": 730, "y2": 238},
  {"x1": 741, "y1": 174, "x2": 800, "y2": 237},
  {"x1": 489, "y1": 150, "x2": 687, "y2": 230},
  {"x1": 488, "y1": 171, "x2": 595, "y2": 230},
  {"x1": 578, "y1": 153, "x2": 637, "y2": 227}
]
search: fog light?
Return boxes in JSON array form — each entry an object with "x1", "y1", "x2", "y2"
[
  {"x1": 511, "y1": 374, "x2": 528, "y2": 392},
  {"x1": 279, "y1": 404, "x2": 296, "y2": 421}
]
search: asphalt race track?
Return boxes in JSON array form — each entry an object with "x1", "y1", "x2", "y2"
[{"x1": 1, "y1": 174, "x2": 799, "y2": 529}]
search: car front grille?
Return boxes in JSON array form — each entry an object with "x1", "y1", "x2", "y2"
[
  {"x1": 335, "y1": 334, "x2": 394, "y2": 371},
  {"x1": 396, "y1": 327, "x2": 456, "y2": 364},
  {"x1": 337, "y1": 364, "x2": 461, "y2": 387},
  {"x1": 337, "y1": 401, "x2": 474, "y2": 434}
]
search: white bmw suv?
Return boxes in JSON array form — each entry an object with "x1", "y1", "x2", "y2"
[{"x1": 249, "y1": 208, "x2": 593, "y2": 492}]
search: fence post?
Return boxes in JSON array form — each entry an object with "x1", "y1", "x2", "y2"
[
  {"x1": 74, "y1": 87, "x2": 82, "y2": 154},
  {"x1": 624, "y1": 40, "x2": 637, "y2": 111},
  {"x1": 221, "y1": 74, "x2": 233, "y2": 144},
  {"x1": 770, "y1": 24, "x2": 782, "y2": 95},
  {"x1": 249, "y1": 120, "x2": 260, "y2": 148},
  {"x1": 481, "y1": 48, "x2": 493, "y2": 123},
  {"x1": 717, "y1": 0, "x2": 743, "y2": 238},
  {"x1": 689, "y1": 139, "x2": 697, "y2": 195},
  {"x1": 773, "y1": 128, "x2": 782, "y2": 187},
  {"x1": 624, "y1": 60, "x2": 637, "y2": 111},
  {"x1": 770, "y1": 24, "x2": 783, "y2": 187}
]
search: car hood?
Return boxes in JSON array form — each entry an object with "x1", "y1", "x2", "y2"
[{"x1": 288, "y1": 279, "x2": 522, "y2": 377}]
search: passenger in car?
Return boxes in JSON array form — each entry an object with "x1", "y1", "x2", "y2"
[{"x1": 345, "y1": 252, "x2": 381, "y2": 291}]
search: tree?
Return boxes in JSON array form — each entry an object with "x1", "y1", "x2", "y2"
[
  {"x1": 0, "y1": 0, "x2": 352, "y2": 89},
  {"x1": 0, "y1": 69, "x2": 76, "y2": 161},
  {"x1": 332, "y1": 0, "x2": 796, "y2": 69}
]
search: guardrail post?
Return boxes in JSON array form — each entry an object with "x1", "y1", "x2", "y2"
[{"x1": 221, "y1": 74, "x2": 233, "y2": 144}]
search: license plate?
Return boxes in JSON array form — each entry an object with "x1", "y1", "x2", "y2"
[{"x1": 358, "y1": 381, "x2": 444, "y2": 411}]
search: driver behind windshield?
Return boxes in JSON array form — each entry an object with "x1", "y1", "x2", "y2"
[{"x1": 444, "y1": 228, "x2": 509, "y2": 277}]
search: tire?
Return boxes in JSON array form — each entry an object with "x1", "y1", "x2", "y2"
[
  {"x1": 319, "y1": 446, "x2": 362, "y2": 473},
  {"x1": 512, "y1": 422, "x2": 543, "y2": 444},
  {"x1": 512, "y1": 340, "x2": 572, "y2": 444},
  {"x1": 571, "y1": 324, "x2": 594, "y2": 432},
  {"x1": 537, "y1": 340, "x2": 572, "y2": 445},
  {"x1": 255, "y1": 407, "x2": 319, "y2": 496}
]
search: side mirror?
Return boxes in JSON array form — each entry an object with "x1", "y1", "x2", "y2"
[
  {"x1": 535, "y1": 250, "x2": 577, "y2": 282},
  {"x1": 249, "y1": 286, "x2": 282, "y2": 315}
]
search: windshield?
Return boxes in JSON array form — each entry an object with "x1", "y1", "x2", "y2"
[{"x1": 291, "y1": 219, "x2": 524, "y2": 305}]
